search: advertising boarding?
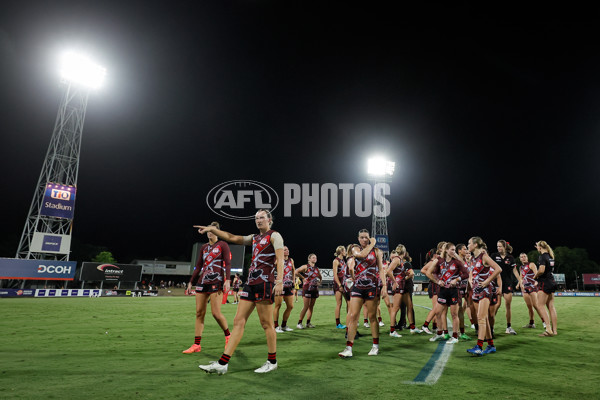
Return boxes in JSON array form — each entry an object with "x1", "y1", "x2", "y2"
[
  {"x1": 0, "y1": 258, "x2": 77, "y2": 280},
  {"x1": 80, "y1": 262, "x2": 143, "y2": 282}
]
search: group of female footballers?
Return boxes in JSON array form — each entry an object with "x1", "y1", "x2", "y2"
[{"x1": 183, "y1": 210, "x2": 559, "y2": 374}]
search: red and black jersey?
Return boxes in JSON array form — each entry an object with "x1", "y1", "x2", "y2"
[
  {"x1": 391, "y1": 256, "x2": 412, "y2": 283},
  {"x1": 472, "y1": 253, "x2": 492, "y2": 287},
  {"x1": 354, "y1": 248, "x2": 378, "y2": 290},
  {"x1": 190, "y1": 241, "x2": 231, "y2": 286},
  {"x1": 282, "y1": 258, "x2": 294, "y2": 288},
  {"x1": 247, "y1": 230, "x2": 277, "y2": 285},
  {"x1": 232, "y1": 277, "x2": 241, "y2": 289},
  {"x1": 433, "y1": 257, "x2": 468, "y2": 288},
  {"x1": 303, "y1": 264, "x2": 320, "y2": 289},
  {"x1": 520, "y1": 263, "x2": 536, "y2": 288},
  {"x1": 335, "y1": 257, "x2": 349, "y2": 282}
]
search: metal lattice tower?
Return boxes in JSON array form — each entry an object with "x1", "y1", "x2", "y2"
[
  {"x1": 16, "y1": 82, "x2": 90, "y2": 261},
  {"x1": 368, "y1": 158, "x2": 395, "y2": 262},
  {"x1": 371, "y1": 177, "x2": 391, "y2": 262}
]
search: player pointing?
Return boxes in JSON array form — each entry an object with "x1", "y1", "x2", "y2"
[{"x1": 195, "y1": 209, "x2": 284, "y2": 374}]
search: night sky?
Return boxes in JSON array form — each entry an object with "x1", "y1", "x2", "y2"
[{"x1": 2, "y1": 2, "x2": 600, "y2": 267}]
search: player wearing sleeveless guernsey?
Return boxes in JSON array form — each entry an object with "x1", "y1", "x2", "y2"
[
  {"x1": 534, "y1": 241, "x2": 558, "y2": 336},
  {"x1": 232, "y1": 274, "x2": 242, "y2": 304},
  {"x1": 273, "y1": 246, "x2": 295, "y2": 333},
  {"x1": 425, "y1": 242, "x2": 469, "y2": 344},
  {"x1": 380, "y1": 261, "x2": 393, "y2": 328},
  {"x1": 333, "y1": 246, "x2": 350, "y2": 329},
  {"x1": 455, "y1": 244, "x2": 473, "y2": 340},
  {"x1": 466, "y1": 237, "x2": 502, "y2": 356},
  {"x1": 421, "y1": 242, "x2": 446, "y2": 337},
  {"x1": 385, "y1": 250, "x2": 404, "y2": 337},
  {"x1": 182, "y1": 221, "x2": 232, "y2": 354},
  {"x1": 196, "y1": 209, "x2": 284, "y2": 374},
  {"x1": 515, "y1": 253, "x2": 544, "y2": 329},
  {"x1": 490, "y1": 240, "x2": 518, "y2": 335},
  {"x1": 296, "y1": 254, "x2": 322, "y2": 329},
  {"x1": 397, "y1": 252, "x2": 415, "y2": 332},
  {"x1": 338, "y1": 229, "x2": 386, "y2": 358},
  {"x1": 395, "y1": 245, "x2": 420, "y2": 334},
  {"x1": 464, "y1": 251, "x2": 477, "y2": 332},
  {"x1": 344, "y1": 243, "x2": 364, "y2": 339}
]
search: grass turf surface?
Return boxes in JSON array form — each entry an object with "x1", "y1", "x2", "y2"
[{"x1": 1, "y1": 295, "x2": 599, "y2": 399}]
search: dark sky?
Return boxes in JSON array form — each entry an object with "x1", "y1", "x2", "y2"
[{"x1": 2, "y1": 2, "x2": 600, "y2": 266}]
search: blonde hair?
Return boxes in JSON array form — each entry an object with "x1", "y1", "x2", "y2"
[
  {"x1": 307, "y1": 253, "x2": 317, "y2": 261},
  {"x1": 536, "y1": 241, "x2": 555, "y2": 259},
  {"x1": 470, "y1": 236, "x2": 487, "y2": 251},
  {"x1": 334, "y1": 245, "x2": 345, "y2": 257},
  {"x1": 441, "y1": 242, "x2": 455, "y2": 259},
  {"x1": 394, "y1": 244, "x2": 412, "y2": 262},
  {"x1": 347, "y1": 243, "x2": 358, "y2": 256},
  {"x1": 436, "y1": 241, "x2": 446, "y2": 254},
  {"x1": 497, "y1": 239, "x2": 513, "y2": 254},
  {"x1": 257, "y1": 209, "x2": 274, "y2": 227}
]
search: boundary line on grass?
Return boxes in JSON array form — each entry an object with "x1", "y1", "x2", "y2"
[{"x1": 402, "y1": 304, "x2": 453, "y2": 386}]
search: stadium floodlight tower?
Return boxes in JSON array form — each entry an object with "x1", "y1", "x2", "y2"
[
  {"x1": 16, "y1": 51, "x2": 106, "y2": 261},
  {"x1": 367, "y1": 157, "x2": 395, "y2": 261}
]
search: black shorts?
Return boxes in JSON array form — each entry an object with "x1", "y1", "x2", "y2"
[
  {"x1": 233, "y1": 288, "x2": 240, "y2": 292},
  {"x1": 276, "y1": 287, "x2": 293, "y2": 297},
  {"x1": 195, "y1": 283, "x2": 223, "y2": 294},
  {"x1": 428, "y1": 282, "x2": 440, "y2": 298},
  {"x1": 240, "y1": 282, "x2": 274, "y2": 303},
  {"x1": 303, "y1": 287, "x2": 319, "y2": 299},
  {"x1": 404, "y1": 280, "x2": 414, "y2": 295},
  {"x1": 334, "y1": 285, "x2": 351, "y2": 301},
  {"x1": 491, "y1": 293, "x2": 499, "y2": 306},
  {"x1": 538, "y1": 279, "x2": 556, "y2": 294},
  {"x1": 387, "y1": 285, "x2": 395, "y2": 296},
  {"x1": 437, "y1": 286, "x2": 460, "y2": 306},
  {"x1": 501, "y1": 279, "x2": 514, "y2": 294},
  {"x1": 394, "y1": 278, "x2": 407, "y2": 294},
  {"x1": 523, "y1": 285, "x2": 538, "y2": 294},
  {"x1": 350, "y1": 286, "x2": 377, "y2": 300}
]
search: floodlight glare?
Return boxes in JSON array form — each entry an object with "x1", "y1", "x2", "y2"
[
  {"x1": 60, "y1": 52, "x2": 106, "y2": 89},
  {"x1": 367, "y1": 157, "x2": 395, "y2": 176}
]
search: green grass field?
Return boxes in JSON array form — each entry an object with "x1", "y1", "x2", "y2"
[{"x1": 1, "y1": 294, "x2": 599, "y2": 399}]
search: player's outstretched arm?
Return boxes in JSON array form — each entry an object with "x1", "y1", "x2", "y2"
[{"x1": 193, "y1": 225, "x2": 245, "y2": 245}]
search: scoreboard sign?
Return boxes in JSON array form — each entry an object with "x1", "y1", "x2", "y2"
[{"x1": 40, "y1": 183, "x2": 77, "y2": 219}]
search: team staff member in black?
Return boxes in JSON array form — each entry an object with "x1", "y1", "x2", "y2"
[
  {"x1": 535, "y1": 241, "x2": 558, "y2": 337},
  {"x1": 490, "y1": 240, "x2": 518, "y2": 335}
]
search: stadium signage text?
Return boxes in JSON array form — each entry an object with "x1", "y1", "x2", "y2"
[
  {"x1": 40, "y1": 183, "x2": 77, "y2": 219},
  {"x1": 0, "y1": 259, "x2": 77, "y2": 280},
  {"x1": 80, "y1": 263, "x2": 143, "y2": 282},
  {"x1": 38, "y1": 264, "x2": 73, "y2": 274}
]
